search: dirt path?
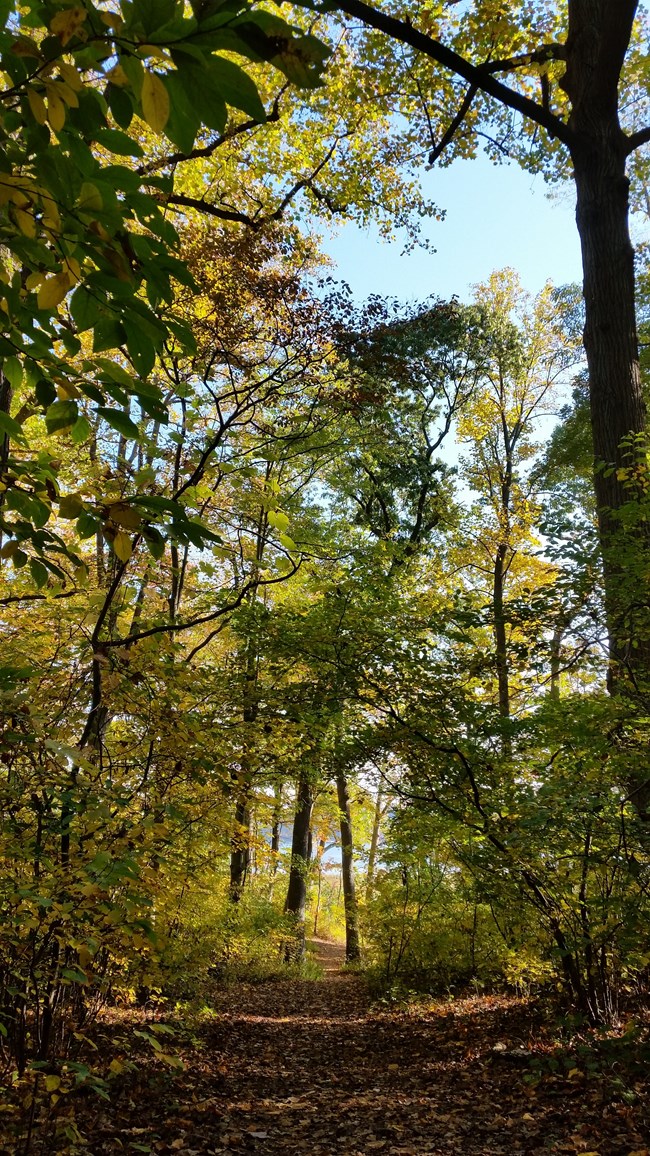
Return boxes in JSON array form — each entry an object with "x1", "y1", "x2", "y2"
[{"x1": 75, "y1": 948, "x2": 649, "y2": 1155}]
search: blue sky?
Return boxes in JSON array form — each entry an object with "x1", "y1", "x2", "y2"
[{"x1": 322, "y1": 152, "x2": 583, "y2": 304}]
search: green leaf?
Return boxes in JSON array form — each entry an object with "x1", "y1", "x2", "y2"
[
  {"x1": 69, "y1": 286, "x2": 103, "y2": 332},
  {"x1": 93, "y1": 357, "x2": 134, "y2": 388},
  {"x1": 29, "y1": 558, "x2": 48, "y2": 588},
  {"x1": 71, "y1": 415, "x2": 91, "y2": 444},
  {"x1": 130, "y1": 0, "x2": 177, "y2": 37},
  {"x1": 3, "y1": 355, "x2": 23, "y2": 389},
  {"x1": 0, "y1": 409, "x2": 28, "y2": 445},
  {"x1": 133, "y1": 494, "x2": 182, "y2": 514},
  {"x1": 60, "y1": 967, "x2": 89, "y2": 985},
  {"x1": 268, "y1": 509, "x2": 290, "y2": 533},
  {"x1": 105, "y1": 82, "x2": 134, "y2": 129},
  {"x1": 76, "y1": 512, "x2": 99, "y2": 538},
  {"x1": 163, "y1": 70, "x2": 201, "y2": 154},
  {"x1": 208, "y1": 56, "x2": 266, "y2": 120},
  {"x1": 174, "y1": 58, "x2": 227, "y2": 133},
  {"x1": 94, "y1": 317, "x2": 126, "y2": 353},
  {"x1": 144, "y1": 527, "x2": 165, "y2": 559},
  {"x1": 45, "y1": 399, "x2": 78, "y2": 433},
  {"x1": 94, "y1": 128, "x2": 144, "y2": 157},
  {"x1": 59, "y1": 493, "x2": 84, "y2": 519},
  {"x1": 6, "y1": 490, "x2": 50, "y2": 527},
  {"x1": 125, "y1": 325, "x2": 155, "y2": 378},
  {"x1": 97, "y1": 407, "x2": 141, "y2": 441}
]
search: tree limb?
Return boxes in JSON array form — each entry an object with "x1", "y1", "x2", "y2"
[{"x1": 329, "y1": 0, "x2": 575, "y2": 146}]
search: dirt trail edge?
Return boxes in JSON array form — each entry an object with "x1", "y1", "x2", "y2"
[{"x1": 84, "y1": 946, "x2": 647, "y2": 1156}]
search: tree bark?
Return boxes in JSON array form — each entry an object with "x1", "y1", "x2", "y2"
[
  {"x1": 284, "y1": 771, "x2": 313, "y2": 925},
  {"x1": 336, "y1": 770, "x2": 361, "y2": 963},
  {"x1": 561, "y1": 0, "x2": 650, "y2": 818}
]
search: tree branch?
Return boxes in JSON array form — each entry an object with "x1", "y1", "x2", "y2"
[
  {"x1": 328, "y1": 0, "x2": 575, "y2": 146},
  {"x1": 483, "y1": 43, "x2": 566, "y2": 75},
  {"x1": 101, "y1": 561, "x2": 301, "y2": 648},
  {"x1": 429, "y1": 82, "x2": 477, "y2": 163},
  {"x1": 625, "y1": 124, "x2": 650, "y2": 154},
  {"x1": 137, "y1": 86, "x2": 289, "y2": 176}
]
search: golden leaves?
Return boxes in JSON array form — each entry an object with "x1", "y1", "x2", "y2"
[
  {"x1": 141, "y1": 70, "x2": 170, "y2": 133},
  {"x1": 37, "y1": 272, "x2": 71, "y2": 310},
  {"x1": 49, "y1": 6, "x2": 87, "y2": 47},
  {"x1": 112, "y1": 531, "x2": 133, "y2": 562},
  {"x1": 27, "y1": 88, "x2": 47, "y2": 126}
]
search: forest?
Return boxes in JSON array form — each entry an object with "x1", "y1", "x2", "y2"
[{"x1": 1, "y1": 0, "x2": 650, "y2": 1153}]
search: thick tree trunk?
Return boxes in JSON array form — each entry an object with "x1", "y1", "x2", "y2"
[
  {"x1": 562, "y1": 0, "x2": 650, "y2": 819},
  {"x1": 336, "y1": 770, "x2": 361, "y2": 963},
  {"x1": 284, "y1": 771, "x2": 313, "y2": 927}
]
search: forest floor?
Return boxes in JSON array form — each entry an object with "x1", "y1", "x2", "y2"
[{"x1": 5, "y1": 940, "x2": 650, "y2": 1156}]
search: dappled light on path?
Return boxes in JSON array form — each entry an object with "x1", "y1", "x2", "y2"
[{"x1": 74, "y1": 943, "x2": 650, "y2": 1155}]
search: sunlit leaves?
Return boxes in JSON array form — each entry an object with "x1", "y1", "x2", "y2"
[
  {"x1": 0, "y1": 0, "x2": 329, "y2": 577},
  {"x1": 141, "y1": 70, "x2": 170, "y2": 133}
]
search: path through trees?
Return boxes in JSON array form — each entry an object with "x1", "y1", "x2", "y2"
[{"x1": 10, "y1": 942, "x2": 648, "y2": 1155}]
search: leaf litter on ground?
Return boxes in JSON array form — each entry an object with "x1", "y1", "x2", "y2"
[{"x1": 2, "y1": 940, "x2": 648, "y2": 1155}]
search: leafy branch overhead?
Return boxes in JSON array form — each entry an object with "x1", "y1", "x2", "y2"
[{"x1": 0, "y1": 0, "x2": 328, "y2": 567}]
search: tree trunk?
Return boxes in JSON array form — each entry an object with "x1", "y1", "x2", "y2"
[
  {"x1": 549, "y1": 621, "x2": 563, "y2": 701},
  {"x1": 229, "y1": 634, "x2": 259, "y2": 901},
  {"x1": 493, "y1": 541, "x2": 510, "y2": 724},
  {"x1": 336, "y1": 770, "x2": 361, "y2": 963},
  {"x1": 562, "y1": 0, "x2": 650, "y2": 819},
  {"x1": 229, "y1": 796, "x2": 252, "y2": 901},
  {"x1": 284, "y1": 771, "x2": 313, "y2": 930},
  {"x1": 366, "y1": 782, "x2": 383, "y2": 897}
]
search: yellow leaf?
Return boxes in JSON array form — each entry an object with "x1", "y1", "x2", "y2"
[
  {"x1": 13, "y1": 208, "x2": 36, "y2": 238},
  {"x1": 47, "y1": 89, "x2": 65, "y2": 132},
  {"x1": 58, "y1": 62, "x2": 82, "y2": 91},
  {"x1": 44, "y1": 1075, "x2": 61, "y2": 1092},
  {"x1": 9, "y1": 188, "x2": 29, "y2": 207},
  {"x1": 140, "y1": 45, "x2": 167, "y2": 60},
  {"x1": 50, "y1": 6, "x2": 87, "y2": 46},
  {"x1": 27, "y1": 87, "x2": 47, "y2": 125},
  {"x1": 109, "y1": 1057, "x2": 125, "y2": 1075},
  {"x1": 56, "y1": 80, "x2": 79, "y2": 108},
  {"x1": 106, "y1": 63, "x2": 129, "y2": 86},
  {"x1": 63, "y1": 256, "x2": 81, "y2": 284},
  {"x1": 100, "y1": 10, "x2": 123, "y2": 30},
  {"x1": 78, "y1": 182, "x2": 103, "y2": 212},
  {"x1": 112, "y1": 531, "x2": 132, "y2": 562},
  {"x1": 106, "y1": 502, "x2": 142, "y2": 530},
  {"x1": 37, "y1": 273, "x2": 70, "y2": 311},
  {"x1": 56, "y1": 383, "x2": 79, "y2": 400},
  {"x1": 141, "y1": 70, "x2": 169, "y2": 133}
]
